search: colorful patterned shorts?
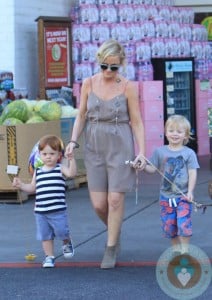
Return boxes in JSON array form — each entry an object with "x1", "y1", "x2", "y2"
[{"x1": 160, "y1": 195, "x2": 192, "y2": 238}]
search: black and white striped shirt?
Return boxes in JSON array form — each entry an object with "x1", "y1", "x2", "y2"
[{"x1": 34, "y1": 164, "x2": 67, "y2": 214}]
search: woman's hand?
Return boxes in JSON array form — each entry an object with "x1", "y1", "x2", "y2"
[
  {"x1": 65, "y1": 142, "x2": 75, "y2": 160},
  {"x1": 132, "y1": 154, "x2": 146, "y2": 170}
]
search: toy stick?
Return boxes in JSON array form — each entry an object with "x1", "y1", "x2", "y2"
[
  {"x1": 6, "y1": 165, "x2": 22, "y2": 203},
  {"x1": 7, "y1": 165, "x2": 19, "y2": 175},
  {"x1": 125, "y1": 158, "x2": 203, "y2": 212}
]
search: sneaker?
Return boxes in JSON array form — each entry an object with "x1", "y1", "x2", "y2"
[
  {"x1": 63, "y1": 241, "x2": 74, "y2": 259},
  {"x1": 42, "y1": 256, "x2": 55, "y2": 268}
]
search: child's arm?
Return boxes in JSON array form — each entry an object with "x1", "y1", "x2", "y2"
[
  {"x1": 61, "y1": 156, "x2": 77, "y2": 179},
  {"x1": 187, "y1": 169, "x2": 197, "y2": 202},
  {"x1": 144, "y1": 164, "x2": 156, "y2": 174},
  {"x1": 12, "y1": 172, "x2": 36, "y2": 194},
  {"x1": 142, "y1": 150, "x2": 158, "y2": 174}
]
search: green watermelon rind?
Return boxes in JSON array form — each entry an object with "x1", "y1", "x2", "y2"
[
  {"x1": 2, "y1": 117, "x2": 24, "y2": 125},
  {"x1": 1, "y1": 101, "x2": 29, "y2": 123},
  {"x1": 39, "y1": 101, "x2": 62, "y2": 121}
]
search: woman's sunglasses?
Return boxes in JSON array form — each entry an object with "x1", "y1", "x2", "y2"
[{"x1": 100, "y1": 63, "x2": 120, "y2": 72}]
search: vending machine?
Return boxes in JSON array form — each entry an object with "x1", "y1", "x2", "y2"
[{"x1": 151, "y1": 57, "x2": 197, "y2": 152}]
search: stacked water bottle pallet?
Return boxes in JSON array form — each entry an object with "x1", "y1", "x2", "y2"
[
  {"x1": 70, "y1": 0, "x2": 211, "y2": 84},
  {"x1": 195, "y1": 79, "x2": 212, "y2": 156}
]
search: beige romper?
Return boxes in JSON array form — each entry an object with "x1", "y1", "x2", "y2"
[{"x1": 83, "y1": 78, "x2": 136, "y2": 192}]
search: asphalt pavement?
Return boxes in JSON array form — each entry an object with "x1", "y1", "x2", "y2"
[{"x1": 0, "y1": 154, "x2": 211, "y2": 300}]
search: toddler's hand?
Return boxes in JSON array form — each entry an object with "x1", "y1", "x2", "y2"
[
  {"x1": 12, "y1": 177, "x2": 21, "y2": 189},
  {"x1": 186, "y1": 192, "x2": 194, "y2": 203}
]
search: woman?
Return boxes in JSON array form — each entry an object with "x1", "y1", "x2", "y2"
[{"x1": 65, "y1": 39, "x2": 146, "y2": 269}]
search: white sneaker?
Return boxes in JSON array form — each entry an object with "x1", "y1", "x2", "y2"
[
  {"x1": 43, "y1": 256, "x2": 55, "y2": 268},
  {"x1": 63, "y1": 241, "x2": 74, "y2": 259}
]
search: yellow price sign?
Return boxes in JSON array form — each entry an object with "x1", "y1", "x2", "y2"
[{"x1": 6, "y1": 126, "x2": 17, "y2": 165}]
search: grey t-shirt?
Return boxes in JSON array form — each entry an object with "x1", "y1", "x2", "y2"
[{"x1": 149, "y1": 145, "x2": 200, "y2": 198}]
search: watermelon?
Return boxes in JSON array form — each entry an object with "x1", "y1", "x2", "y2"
[
  {"x1": 61, "y1": 105, "x2": 74, "y2": 118},
  {"x1": 21, "y1": 99, "x2": 37, "y2": 113},
  {"x1": 1, "y1": 100, "x2": 29, "y2": 123},
  {"x1": 38, "y1": 101, "x2": 62, "y2": 121},
  {"x1": 26, "y1": 115, "x2": 44, "y2": 124},
  {"x1": 33, "y1": 100, "x2": 48, "y2": 113},
  {"x1": 3, "y1": 118, "x2": 23, "y2": 125}
]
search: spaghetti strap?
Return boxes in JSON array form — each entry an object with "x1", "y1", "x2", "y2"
[{"x1": 90, "y1": 77, "x2": 93, "y2": 92}]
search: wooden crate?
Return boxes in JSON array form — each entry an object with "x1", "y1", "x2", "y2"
[
  {"x1": 0, "y1": 190, "x2": 28, "y2": 204},
  {"x1": 66, "y1": 174, "x2": 87, "y2": 190}
]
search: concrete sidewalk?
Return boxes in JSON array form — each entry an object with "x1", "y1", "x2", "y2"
[{"x1": 0, "y1": 155, "x2": 211, "y2": 266}]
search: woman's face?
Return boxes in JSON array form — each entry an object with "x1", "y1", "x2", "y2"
[{"x1": 100, "y1": 55, "x2": 121, "y2": 80}]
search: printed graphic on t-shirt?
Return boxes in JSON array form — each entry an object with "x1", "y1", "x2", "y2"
[{"x1": 162, "y1": 155, "x2": 187, "y2": 193}]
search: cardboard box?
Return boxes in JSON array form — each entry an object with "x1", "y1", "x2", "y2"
[
  {"x1": 195, "y1": 79, "x2": 210, "y2": 100},
  {"x1": 195, "y1": 96, "x2": 209, "y2": 118},
  {"x1": 196, "y1": 116, "x2": 209, "y2": 137},
  {"x1": 145, "y1": 139, "x2": 164, "y2": 158},
  {"x1": 139, "y1": 81, "x2": 163, "y2": 101},
  {"x1": 198, "y1": 136, "x2": 210, "y2": 156},
  {"x1": 0, "y1": 121, "x2": 61, "y2": 190},
  {"x1": 143, "y1": 120, "x2": 164, "y2": 140},
  {"x1": 134, "y1": 139, "x2": 164, "y2": 158},
  {"x1": 140, "y1": 100, "x2": 163, "y2": 120}
]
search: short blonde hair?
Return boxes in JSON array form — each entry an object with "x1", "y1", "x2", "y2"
[
  {"x1": 165, "y1": 115, "x2": 192, "y2": 145},
  {"x1": 96, "y1": 39, "x2": 126, "y2": 66}
]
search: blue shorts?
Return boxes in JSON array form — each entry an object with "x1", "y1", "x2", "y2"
[
  {"x1": 160, "y1": 195, "x2": 192, "y2": 239},
  {"x1": 35, "y1": 210, "x2": 70, "y2": 241}
]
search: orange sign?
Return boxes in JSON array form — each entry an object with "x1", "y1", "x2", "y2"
[{"x1": 45, "y1": 27, "x2": 70, "y2": 88}]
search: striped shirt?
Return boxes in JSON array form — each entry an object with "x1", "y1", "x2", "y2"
[{"x1": 34, "y1": 164, "x2": 67, "y2": 214}]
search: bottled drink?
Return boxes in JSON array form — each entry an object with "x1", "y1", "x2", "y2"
[
  {"x1": 70, "y1": 4, "x2": 80, "y2": 24},
  {"x1": 136, "y1": 60, "x2": 153, "y2": 81}
]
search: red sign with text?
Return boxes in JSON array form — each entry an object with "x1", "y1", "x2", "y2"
[{"x1": 45, "y1": 27, "x2": 70, "y2": 88}]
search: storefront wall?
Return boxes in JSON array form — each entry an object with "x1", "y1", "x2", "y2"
[{"x1": 0, "y1": 0, "x2": 73, "y2": 99}]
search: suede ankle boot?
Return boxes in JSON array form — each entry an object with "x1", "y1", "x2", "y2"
[{"x1": 100, "y1": 246, "x2": 117, "y2": 269}]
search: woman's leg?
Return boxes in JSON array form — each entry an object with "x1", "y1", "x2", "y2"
[
  {"x1": 89, "y1": 191, "x2": 108, "y2": 226},
  {"x1": 107, "y1": 192, "x2": 125, "y2": 246},
  {"x1": 89, "y1": 191, "x2": 125, "y2": 245},
  {"x1": 89, "y1": 191, "x2": 125, "y2": 268},
  {"x1": 101, "y1": 192, "x2": 125, "y2": 269}
]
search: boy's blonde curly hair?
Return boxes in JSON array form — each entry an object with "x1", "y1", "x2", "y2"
[{"x1": 165, "y1": 114, "x2": 192, "y2": 145}]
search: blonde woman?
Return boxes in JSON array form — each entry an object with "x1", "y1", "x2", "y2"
[{"x1": 65, "y1": 39, "x2": 146, "y2": 269}]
